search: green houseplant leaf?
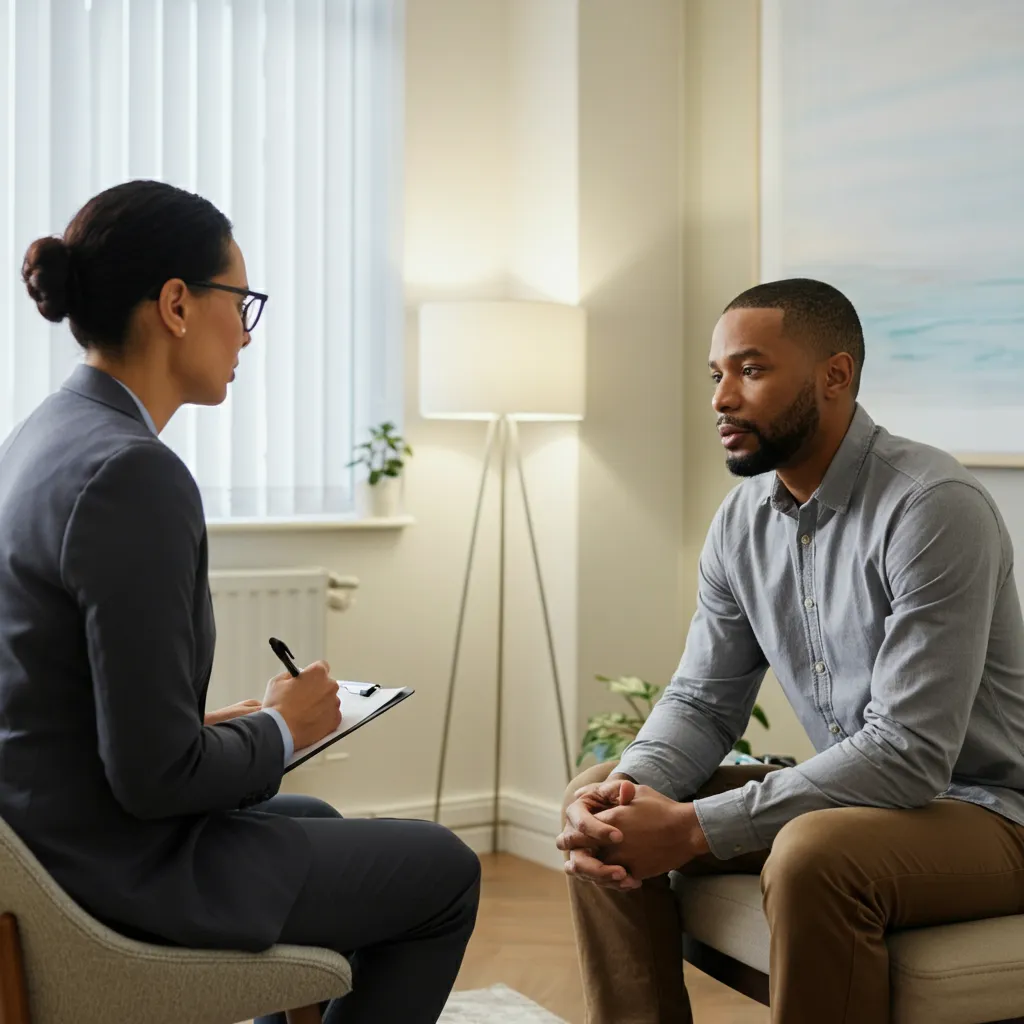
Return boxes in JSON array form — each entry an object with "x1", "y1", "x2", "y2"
[
  {"x1": 577, "y1": 711, "x2": 647, "y2": 767},
  {"x1": 750, "y1": 704, "x2": 770, "y2": 730},
  {"x1": 578, "y1": 674, "x2": 771, "y2": 767},
  {"x1": 350, "y1": 422, "x2": 414, "y2": 486},
  {"x1": 597, "y1": 674, "x2": 660, "y2": 702}
]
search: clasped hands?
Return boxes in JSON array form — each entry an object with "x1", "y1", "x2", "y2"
[{"x1": 555, "y1": 775, "x2": 711, "y2": 890}]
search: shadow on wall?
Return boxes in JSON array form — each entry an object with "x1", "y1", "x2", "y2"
[{"x1": 577, "y1": 219, "x2": 686, "y2": 730}]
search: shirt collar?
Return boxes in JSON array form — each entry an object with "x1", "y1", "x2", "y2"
[
  {"x1": 764, "y1": 404, "x2": 879, "y2": 516},
  {"x1": 815, "y1": 404, "x2": 878, "y2": 513},
  {"x1": 110, "y1": 376, "x2": 158, "y2": 436},
  {"x1": 766, "y1": 473, "x2": 797, "y2": 516}
]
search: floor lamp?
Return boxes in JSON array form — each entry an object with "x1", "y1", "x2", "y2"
[{"x1": 419, "y1": 300, "x2": 587, "y2": 852}]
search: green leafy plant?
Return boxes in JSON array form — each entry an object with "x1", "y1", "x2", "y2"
[
  {"x1": 347, "y1": 421, "x2": 414, "y2": 486},
  {"x1": 577, "y1": 674, "x2": 770, "y2": 767}
]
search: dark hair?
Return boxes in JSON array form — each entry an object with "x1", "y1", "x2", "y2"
[
  {"x1": 21, "y1": 180, "x2": 233, "y2": 353},
  {"x1": 724, "y1": 278, "x2": 865, "y2": 397}
]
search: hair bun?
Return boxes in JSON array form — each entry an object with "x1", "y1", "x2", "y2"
[{"x1": 22, "y1": 236, "x2": 74, "y2": 323}]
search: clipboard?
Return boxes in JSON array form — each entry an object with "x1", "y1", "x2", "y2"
[{"x1": 284, "y1": 683, "x2": 414, "y2": 772}]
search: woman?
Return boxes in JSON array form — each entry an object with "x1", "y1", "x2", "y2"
[{"x1": 0, "y1": 180, "x2": 480, "y2": 1024}]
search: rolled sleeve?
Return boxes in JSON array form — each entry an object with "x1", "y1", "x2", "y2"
[
  {"x1": 693, "y1": 787, "x2": 764, "y2": 859},
  {"x1": 614, "y1": 756, "x2": 678, "y2": 799}
]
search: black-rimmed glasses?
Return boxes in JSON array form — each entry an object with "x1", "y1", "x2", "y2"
[{"x1": 189, "y1": 282, "x2": 269, "y2": 333}]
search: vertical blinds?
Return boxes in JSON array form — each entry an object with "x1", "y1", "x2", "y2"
[{"x1": 0, "y1": 0, "x2": 404, "y2": 518}]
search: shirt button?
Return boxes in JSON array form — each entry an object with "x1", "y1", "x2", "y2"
[
  {"x1": 804, "y1": 597, "x2": 815, "y2": 609},
  {"x1": 801, "y1": 534, "x2": 811, "y2": 546},
  {"x1": 733, "y1": 845, "x2": 743, "y2": 853},
  {"x1": 814, "y1": 661, "x2": 826, "y2": 674},
  {"x1": 829, "y1": 724, "x2": 841, "y2": 735}
]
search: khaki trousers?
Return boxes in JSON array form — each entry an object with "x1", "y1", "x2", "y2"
[{"x1": 564, "y1": 762, "x2": 1024, "y2": 1024}]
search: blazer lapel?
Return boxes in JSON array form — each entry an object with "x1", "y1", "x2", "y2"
[{"x1": 61, "y1": 364, "x2": 148, "y2": 430}]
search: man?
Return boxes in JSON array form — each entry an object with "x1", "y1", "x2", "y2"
[{"x1": 557, "y1": 279, "x2": 1024, "y2": 1024}]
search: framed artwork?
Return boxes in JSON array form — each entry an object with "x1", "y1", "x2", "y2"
[{"x1": 760, "y1": 0, "x2": 1024, "y2": 465}]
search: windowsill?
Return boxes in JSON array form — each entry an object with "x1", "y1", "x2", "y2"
[{"x1": 206, "y1": 515, "x2": 415, "y2": 534}]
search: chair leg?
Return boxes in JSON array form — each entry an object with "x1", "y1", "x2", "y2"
[{"x1": 0, "y1": 914, "x2": 31, "y2": 1024}]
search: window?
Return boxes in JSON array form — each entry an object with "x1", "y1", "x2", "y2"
[{"x1": 0, "y1": 0, "x2": 404, "y2": 519}]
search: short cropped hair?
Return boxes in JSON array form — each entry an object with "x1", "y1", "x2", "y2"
[{"x1": 724, "y1": 278, "x2": 865, "y2": 396}]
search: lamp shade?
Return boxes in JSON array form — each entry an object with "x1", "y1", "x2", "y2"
[{"x1": 419, "y1": 301, "x2": 586, "y2": 421}]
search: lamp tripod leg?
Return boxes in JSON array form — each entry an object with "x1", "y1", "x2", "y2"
[
  {"x1": 433, "y1": 419, "x2": 499, "y2": 825},
  {"x1": 492, "y1": 417, "x2": 508, "y2": 853},
  {"x1": 508, "y1": 420, "x2": 574, "y2": 783}
]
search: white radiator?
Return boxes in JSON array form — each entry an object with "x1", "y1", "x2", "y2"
[{"x1": 206, "y1": 568, "x2": 358, "y2": 708}]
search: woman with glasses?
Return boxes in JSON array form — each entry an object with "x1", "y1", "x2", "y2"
[{"x1": 0, "y1": 180, "x2": 479, "y2": 1024}]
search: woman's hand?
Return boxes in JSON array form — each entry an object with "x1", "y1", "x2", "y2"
[{"x1": 204, "y1": 699, "x2": 263, "y2": 726}]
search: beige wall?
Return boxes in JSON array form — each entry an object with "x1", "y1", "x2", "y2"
[
  {"x1": 576, "y1": 0, "x2": 687, "y2": 731},
  {"x1": 681, "y1": 0, "x2": 814, "y2": 761}
]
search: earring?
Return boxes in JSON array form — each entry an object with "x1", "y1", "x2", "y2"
[{"x1": 180, "y1": 328, "x2": 186, "y2": 336}]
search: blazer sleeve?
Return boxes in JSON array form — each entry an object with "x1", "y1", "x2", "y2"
[{"x1": 60, "y1": 441, "x2": 285, "y2": 820}]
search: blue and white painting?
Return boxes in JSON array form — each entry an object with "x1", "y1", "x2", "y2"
[{"x1": 761, "y1": 0, "x2": 1024, "y2": 457}]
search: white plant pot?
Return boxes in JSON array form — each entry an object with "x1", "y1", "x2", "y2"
[{"x1": 356, "y1": 477, "x2": 401, "y2": 519}]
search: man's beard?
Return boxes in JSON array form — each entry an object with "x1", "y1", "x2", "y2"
[{"x1": 722, "y1": 381, "x2": 820, "y2": 477}]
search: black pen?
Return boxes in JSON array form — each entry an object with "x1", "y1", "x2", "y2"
[{"x1": 269, "y1": 637, "x2": 301, "y2": 678}]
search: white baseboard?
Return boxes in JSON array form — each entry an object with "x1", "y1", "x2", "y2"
[
  {"x1": 498, "y1": 791, "x2": 565, "y2": 871},
  {"x1": 339, "y1": 790, "x2": 565, "y2": 871}
]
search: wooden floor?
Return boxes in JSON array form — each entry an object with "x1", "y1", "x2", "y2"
[{"x1": 456, "y1": 853, "x2": 768, "y2": 1024}]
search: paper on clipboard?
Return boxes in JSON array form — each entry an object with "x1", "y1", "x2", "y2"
[{"x1": 284, "y1": 682, "x2": 414, "y2": 772}]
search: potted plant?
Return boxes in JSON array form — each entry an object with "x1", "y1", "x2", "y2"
[
  {"x1": 577, "y1": 674, "x2": 770, "y2": 767},
  {"x1": 347, "y1": 421, "x2": 413, "y2": 518}
]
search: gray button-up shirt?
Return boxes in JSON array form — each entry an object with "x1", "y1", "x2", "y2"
[{"x1": 619, "y1": 404, "x2": 1024, "y2": 860}]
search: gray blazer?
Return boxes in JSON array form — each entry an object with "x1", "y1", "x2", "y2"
[{"x1": 0, "y1": 365, "x2": 310, "y2": 950}]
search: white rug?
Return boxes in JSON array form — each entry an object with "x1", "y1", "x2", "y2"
[{"x1": 440, "y1": 984, "x2": 569, "y2": 1023}]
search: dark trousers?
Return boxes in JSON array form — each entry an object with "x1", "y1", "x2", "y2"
[{"x1": 252, "y1": 794, "x2": 480, "y2": 1024}]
